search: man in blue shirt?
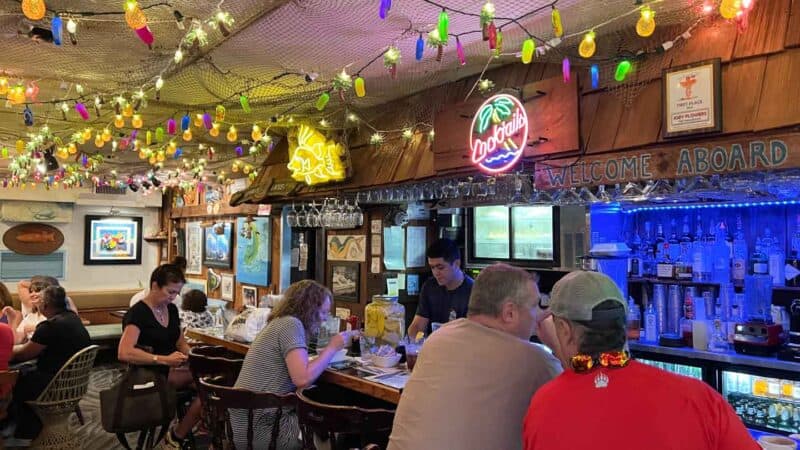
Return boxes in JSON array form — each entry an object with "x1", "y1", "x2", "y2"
[{"x1": 407, "y1": 239, "x2": 474, "y2": 338}]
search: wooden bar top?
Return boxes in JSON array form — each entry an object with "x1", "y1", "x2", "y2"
[{"x1": 186, "y1": 328, "x2": 402, "y2": 404}]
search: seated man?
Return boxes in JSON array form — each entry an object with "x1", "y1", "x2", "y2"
[
  {"x1": 10, "y1": 276, "x2": 78, "y2": 344},
  {"x1": 9, "y1": 285, "x2": 91, "y2": 443},
  {"x1": 388, "y1": 263, "x2": 562, "y2": 450},
  {"x1": 130, "y1": 256, "x2": 187, "y2": 308},
  {"x1": 523, "y1": 271, "x2": 758, "y2": 450}
]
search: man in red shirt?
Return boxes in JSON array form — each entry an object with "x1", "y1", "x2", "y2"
[{"x1": 523, "y1": 271, "x2": 759, "y2": 450}]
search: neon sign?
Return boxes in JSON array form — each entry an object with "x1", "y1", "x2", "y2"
[
  {"x1": 287, "y1": 125, "x2": 347, "y2": 185},
  {"x1": 469, "y1": 93, "x2": 528, "y2": 174}
]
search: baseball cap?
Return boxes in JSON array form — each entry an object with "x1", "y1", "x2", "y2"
[{"x1": 550, "y1": 271, "x2": 627, "y2": 322}]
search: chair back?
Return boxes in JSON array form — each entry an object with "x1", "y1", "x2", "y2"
[
  {"x1": 32, "y1": 345, "x2": 99, "y2": 412},
  {"x1": 188, "y1": 345, "x2": 244, "y2": 386},
  {"x1": 296, "y1": 387, "x2": 395, "y2": 450},
  {"x1": 199, "y1": 376, "x2": 297, "y2": 450},
  {"x1": 0, "y1": 370, "x2": 19, "y2": 421}
]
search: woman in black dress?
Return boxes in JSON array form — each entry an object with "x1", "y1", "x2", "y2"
[{"x1": 118, "y1": 264, "x2": 200, "y2": 448}]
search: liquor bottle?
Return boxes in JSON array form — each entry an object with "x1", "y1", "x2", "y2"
[
  {"x1": 656, "y1": 243, "x2": 675, "y2": 279},
  {"x1": 643, "y1": 246, "x2": 656, "y2": 277},
  {"x1": 668, "y1": 219, "x2": 680, "y2": 262},
  {"x1": 626, "y1": 298, "x2": 641, "y2": 340},
  {"x1": 712, "y1": 222, "x2": 731, "y2": 284},
  {"x1": 768, "y1": 231, "x2": 785, "y2": 286},
  {"x1": 680, "y1": 216, "x2": 693, "y2": 259},
  {"x1": 693, "y1": 218, "x2": 710, "y2": 281},
  {"x1": 675, "y1": 217, "x2": 694, "y2": 280},
  {"x1": 751, "y1": 237, "x2": 768, "y2": 275},
  {"x1": 654, "y1": 223, "x2": 666, "y2": 262},
  {"x1": 787, "y1": 214, "x2": 800, "y2": 287},
  {"x1": 644, "y1": 300, "x2": 658, "y2": 342},
  {"x1": 732, "y1": 215, "x2": 748, "y2": 283},
  {"x1": 629, "y1": 231, "x2": 643, "y2": 277}
]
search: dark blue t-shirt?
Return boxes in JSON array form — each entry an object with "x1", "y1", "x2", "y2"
[{"x1": 415, "y1": 275, "x2": 474, "y2": 334}]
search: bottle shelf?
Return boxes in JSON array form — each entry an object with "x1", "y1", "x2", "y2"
[{"x1": 628, "y1": 277, "x2": 721, "y2": 287}]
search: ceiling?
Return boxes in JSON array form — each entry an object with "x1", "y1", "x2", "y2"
[{"x1": 0, "y1": 0, "x2": 707, "y2": 187}]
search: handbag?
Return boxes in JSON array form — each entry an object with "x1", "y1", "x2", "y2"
[{"x1": 100, "y1": 365, "x2": 177, "y2": 448}]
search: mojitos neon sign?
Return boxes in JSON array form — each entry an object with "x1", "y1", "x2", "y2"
[{"x1": 470, "y1": 93, "x2": 529, "y2": 174}]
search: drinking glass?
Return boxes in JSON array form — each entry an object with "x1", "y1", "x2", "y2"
[
  {"x1": 353, "y1": 199, "x2": 364, "y2": 227},
  {"x1": 487, "y1": 177, "x2": 497, "y2": 196},
  {"x1": 296, "y1": 204, "x2": 308, "y2": 228},
  {"x1": 286, "y1": 203, "x2": 298, "y2": 227},
  {"x1": 595, "y1": 185, "x2": 613, "y2": 203},
  {"x1": 307, "y1": 201, "x2": 321, "y2": 228},
  {"x1": 578, "y1": 186, "x2": 599, "y2": 204},
  {"x1": 507, "y1": 174, "x2": 526, "y2": 205}
]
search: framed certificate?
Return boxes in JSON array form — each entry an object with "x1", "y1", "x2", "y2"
[{"x1": 662, "y1": 58, "x2": 722, "y2": 139}]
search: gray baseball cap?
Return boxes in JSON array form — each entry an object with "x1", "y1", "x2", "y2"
[{"x1": 550, "y1": 271, "x2": 627, "y2": 322}]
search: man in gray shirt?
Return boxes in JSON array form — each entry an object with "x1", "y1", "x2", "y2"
[{"x1": 389, "y1": 263, "x2": 562, "y2": 450}]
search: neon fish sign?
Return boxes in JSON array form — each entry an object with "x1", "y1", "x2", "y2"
[{"x1": 470, "y1": 93, "x2": 529, "y2": 173}]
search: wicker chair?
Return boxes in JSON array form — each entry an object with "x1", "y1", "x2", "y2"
[{"x1": 27, "y1": 345, "x2": 100, "y2": 449}]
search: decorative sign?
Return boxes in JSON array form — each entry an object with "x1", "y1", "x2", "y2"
[
  {"x1": 470, "y1": 93, "x2": 529, "y2": 174},
  {"x1": 287, "y1": 125, "x2": 347, "y2": 185},
  {"x1": 84, "y1": 215, "x2": 142, "y2": 265},
  {"x1": 535, "y1": 133, "x2": 800, "y2": 189},
  {"x1": 327, "y1": 234, "x2": 366, "y2": 262},
  {"x1": 1, "y1": 201, "x2": 73, "y2": 223},
  {"x1": 3, "y1": 223, "x2": 64, "y2": 255},
  {"x1": 662, "y1": 59, "x2": 722, "y2": 138}
]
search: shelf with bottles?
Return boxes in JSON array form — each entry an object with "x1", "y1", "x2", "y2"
[{"x1": 628, "y1": 277, "x2": 721, "y2": 287}]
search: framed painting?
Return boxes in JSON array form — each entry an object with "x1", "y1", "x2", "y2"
[
  {"x1": 242, "y1": 285, "x2": 258, "y2": 309},
  {"x1": 185, "y1": 222, "x2": 202, "y2": 275},
  {"x1": 184, "y1": 278, "x2": 207, "y2": 294},
  {"x1": 84, "y1": 215, "x2": 142, "y2": 265},
  {"x1": 235, "y1": 217, "x2": 270, "y2": 286},
  {"x1": 221, "y1": 273, "x2": 234, "y2": 301},
  {"x1": 329, "y1": 262, "x2": 359, "y2": 303},
  {"x1": 662, "y1": 58, "x2": 722, "y2": 139},
  {"x1": 326, "y1": 234, "x2": 366, "y2": 261},
  {"x1": 203, "y1": 222, "x2": 233, "y2": 269}
]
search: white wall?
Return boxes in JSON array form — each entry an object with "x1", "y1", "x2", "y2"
[{"x1": 0, "y1": 193, "x2": 162, "y2": 293}]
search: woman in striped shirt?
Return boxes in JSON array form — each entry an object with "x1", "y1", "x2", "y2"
[{"x1": 232, "y1": 280, "x2": 352, "y2": 449}]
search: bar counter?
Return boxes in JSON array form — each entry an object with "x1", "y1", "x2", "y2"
[
  {"x1": 185, "y1": 328, "x2": 402, "y2": 404},
  {"x1": 629, "y1": 342, "x2": 800, "y2": 372}
]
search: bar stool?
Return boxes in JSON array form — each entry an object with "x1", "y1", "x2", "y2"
[
  {"x1": 199, "y1": 376, "x2": 297, "y2": 450},
  {"x1": 296, "y1": 386, "x2": 395, "y2": 450},
  {"x1": 188, "y1": 345, "x2": 244, "y2": 448}
]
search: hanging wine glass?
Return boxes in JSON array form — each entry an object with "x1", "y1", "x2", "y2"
[{"x1": 286, "y1": 203, "x2": 298, "y2": 227}]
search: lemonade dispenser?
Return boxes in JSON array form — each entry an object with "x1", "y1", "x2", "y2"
[{"x1": 365, "y1": 295, "x2": 406, "y2": 346}]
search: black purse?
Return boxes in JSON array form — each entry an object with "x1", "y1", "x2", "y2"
[{"x1": 100, "y1": 365, "x2": 176, "y2": 448}]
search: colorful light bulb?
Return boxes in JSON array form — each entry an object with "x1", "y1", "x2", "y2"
[
  {"x1": 75, "y1": 102, "x2": 89, "y2": 120},
  {"x1": 579, "y1": 31, "x2": 596, "y2": 58},
  {"x1": 251, "y1": 124, "x2": 262, "y2": 141},
  {"x1": 182, "y1": 128, "x2": 192, "y2": 141},
  {"x1": 562, "y1": 57, "x2": 571, "y2": 83},
  {"x1": 456, "y1": 38, "x2": 466, "y2": 66},
  {"x1": 521, "y1": 38, "x2": 535, "y2": 64},
  {"x1": 181, "y1": 114, "x2": 190, "y2": 131},
  {"x1": 226, "y1": 125, "x2": 237, "y2": 142},
  {"x1": 155, "y1": 126, "x2": 164, "y2": 142},
  {"x1": 114, "y1": 114, "x2": 125, "y2": 128},
  {"x1": 415, "y1": 34, "x2": 424, "y2": 61},
  {"x1": 209, "y1": 123, "x2": 220, "y2": 137},
  {"x1": 590, "y1": 64, "x2": 600, "y2": 89},
  {"x1": 167, "y1": 118, "x2": 176, "y2": 135},
  {"x1": 316, "y1": 92, "x2": 330, "y2": 111},
  {"x1": 636, "y1": 6, "x2": 656, "y2": 37},
  {"x1": 0, "y1": 78, "x2": 8, "y2": 95},
  {"x1": 354, "y1": 76, "x2": 366, "y2": 97},
  {"x1": 134, "y1": 26, "x2": 154, "y2": 48},
  {"x1": 615, "y1": 60, "x2": 632, "y2": 82},
  {"x1": 438, "y1": 9, "x2": 449, "y2": 43},
  {"x1": 379, "y1": 0, "x2": 391, "y2": 19},
  {"x1": 551, "y1": 7, "x2": 563, "y2": 38},
  {"x1": 132, "y1": 114, "x2": 143, "y2": 128},
  {"x1": 215, "y1": 104, "x2": 225, "y2": 122},
  {"x1": 51, "y1": 16, "x2": 63, "y2": 46},
  {"x1": 125, "y1": 0, "x2": 147, "y2": 29},
  {"x1": 21, "y1": 0, "x2": 46, "y2": 21},
  {"x1": 239, "y1": 94, "x2": 251, "y2": 113},
  {"x1": 123, "y1": 102, "x2": 134, "y2": 117}
]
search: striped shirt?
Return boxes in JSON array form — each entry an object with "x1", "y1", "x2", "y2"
[{"x1": 230, "y1": 315, "x2": 306, "y2": 450}]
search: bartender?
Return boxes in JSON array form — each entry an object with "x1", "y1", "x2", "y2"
[{"x1": 407, "y1": 239, "x2": 474, "y2": 338}]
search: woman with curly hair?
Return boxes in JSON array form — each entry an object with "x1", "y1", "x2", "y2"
[{"x1": 231, "y1": 280, "x2": 353, "y2": 449}]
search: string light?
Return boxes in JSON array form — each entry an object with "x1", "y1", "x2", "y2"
[
  {"x1": 579, "y1": 32, "x2": 596, "y2": 58},
  {"x1": 521, "y1": 38, "x2": 535, "y2": 64},
  {"x1": 636, "y1": 6, "x2": 656, "y2": 37},
  {"x1": 615, "y1": 60, "x2": 632, "y2": 82}
]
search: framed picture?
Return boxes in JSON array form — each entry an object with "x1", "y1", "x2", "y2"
[
  {"x1": 327, "y1": 234, "x2": 366, "y2": 261},
  {"x1": 185, "y1": 222, "x2": 202, "y2": 275},
  {"x1": 662, "y1": 58, "x2": 722, "y2": 139},
  {"x1": 235, "y1": 217, "x2": 270, "y2": 286},
  {"x1": 221, "y1": 273, "x2": 234, "y2": 301},
  {"x1": 84, "y1": 215, "x2": 143, "y2": 265},
  {"x1": 242, "y1": 285, "x2": 258, "y2": 308},
  {"x1": 329, "y1": 262, "x2": 360, "y2": 303},
  {"x1": 203, "y1": 222, "x2": 233, "y2": 268}
]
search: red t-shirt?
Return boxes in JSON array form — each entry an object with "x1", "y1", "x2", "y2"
[
  {"x1": 0, "y1": 323, "x2": 14, "y2": 396},
  {"x1": 523, "y1": 360, "x2": 759, "y2": 450}
]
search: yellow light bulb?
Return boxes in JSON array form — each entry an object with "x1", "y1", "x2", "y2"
[
  {"x1": 15, "y1": 139, "x2": 24, "y2": 153},
  {"x1": 68, "y1": 143, "x2": 77, "y2": 154},
  {"x1": 579, "y1": 32, "x2": 596, "y2": 58},
  {"x1": 124, "y1": 4, "x2": 147, "y2": 29},
  {"x1": 251, "y1": 125, "x2": 262, "y2": 141},
  {"x1": 131, "y1": 114, "x2": 143, "y2": 129},
  {"x1": 182, "y1": 129, "x2": 192, "y2": 141},
  {"x1": 157, "y1": 151, "x2": 165, "y2": 162},
  {"x1": 21, "y1": 0, "x2": 46, "y2": 21},
  {"x1": 636, "y1": 7, "x2": 655, "y2": 37},
  {"x1": 226, "y1": 126, "x2": 238, "y2": 142},
  {"x1": 194, "y1": 114, "x2": 204, "y2": 128},
  {"x1": 102, "y1": 128, "x2": 112, "y2": 142},
  {"x1": 122, "y1": 102, "x2": 134, "y2": 118},
  {"x1": 209, "y1": 123, "x2": 220, "y2": 137},
  {"x1": 57, "y1": 147, "x2": 69, "y2": 159},
  {"x1": 0, "y1": 78, "x2": 8, "y2": 95},
  {"x1": 231, "y1": 162, "x2": 239, "y2": 173},
  {"x1": 114, "y1": 114, "x2": 125, "y2": 128},
  {"x1": 149, "y1": 155, "x2": 157, "y2": 165},
  {"x1": 169, "y1": 141, "x2": 177, "y2": 152},
  {"x1": 94, "y1": 135, "x2": 104, "y2": 148},
  {"x1": 82, "y1": 128, "x2": 92, "y2": 141},
  {"x1": 720, "y1": 0, "x2": 740, "y2": 19}
]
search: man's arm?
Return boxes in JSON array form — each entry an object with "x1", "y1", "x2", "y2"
[
  {"x1": 13, "y1": 340, "x2": 44, "y2": 362},
  {"x1": 407, "y1": 315, "x2": 430, "y2": 341}
]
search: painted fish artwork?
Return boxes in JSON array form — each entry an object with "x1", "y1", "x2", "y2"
[
  {"x1": 16, "y1": 231, "x2": 57, "y2": 243},
  {"x1": 235, "y1": 217, "x2": 270, "y2": 286},
  {"x1": 85, "y1": 216, "x2": 142, "y2": 265},
  {"x1": 326, "y1": 235, "x2": 366, "y2": 261}
]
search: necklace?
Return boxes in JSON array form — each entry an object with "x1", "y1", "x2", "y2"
[
  {"x1": 570, "y1": 350, "x2": 631, "y2": 373},
  {"x1": 152, "y1": 304, "x2": 167, "y2": 324}
]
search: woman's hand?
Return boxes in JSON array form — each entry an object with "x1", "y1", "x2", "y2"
[
  {"x1": 2, "y1": 307, "x2": 20, "y2": 325},
  {"x1": 325, "y1": 331, "x2": 352, "y2": 351},
  {"x1": 160, "y1": 351, "x2": 189, "y2": 367}
]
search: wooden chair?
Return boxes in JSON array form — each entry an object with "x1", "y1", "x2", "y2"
[
  {"x1": 187, "y1": 345, "x2": 244, "y2": 388},
  {"x1": 27, "y1": 345, "x2": 99, "y2": 449},
  {"x1": 296, "y1": 386, "x2": 395, "y2": 450},
  {"x1": 199, "y1": 376, "x2": 297, "y2": 450}
]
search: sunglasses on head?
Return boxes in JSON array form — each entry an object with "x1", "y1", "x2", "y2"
[{"x1": 570, "y1": 350, "x2": 631, "y2": 373}]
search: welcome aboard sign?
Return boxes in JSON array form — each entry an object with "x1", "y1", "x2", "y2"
[{"x1": 534, "y1": 134, "x2": 799, "y2": 189}]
